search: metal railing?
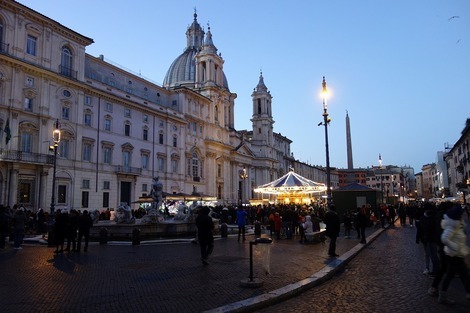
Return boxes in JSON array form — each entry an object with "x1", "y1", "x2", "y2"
[
  {"x1": 114, "y1": 165, "x2": 142, "y2": 175},
  {"x1": 0, "y1": 149, "x2": 53, "y2": 165}
]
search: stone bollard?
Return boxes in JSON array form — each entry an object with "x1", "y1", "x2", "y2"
[
  {"x1": 99, "y1": 227, "x2": 108, "y2": 245},
  {"x1": 254, "y1": 220, "x2": 261, "y2": 237},
  {"x1": 132, "y1": 227, "x2": 141, "y2": 245},
  {"x1": 220, "y1": 223, "x2": 228, "y2": 238}
]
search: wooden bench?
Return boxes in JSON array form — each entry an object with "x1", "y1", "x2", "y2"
[{"x1": 304, "y1": 229, "x2": 326, "y2": 243}]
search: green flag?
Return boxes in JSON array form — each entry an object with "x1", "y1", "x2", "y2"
[{"x1": 4, "y1": 118, "x2": 11, "y2": 144}]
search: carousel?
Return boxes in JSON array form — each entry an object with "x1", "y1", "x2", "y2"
[{"x1": 253, "y1": 170, "x2": 327, "y2": 205}]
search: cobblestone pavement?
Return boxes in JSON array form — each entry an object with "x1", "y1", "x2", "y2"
[
  {"x1": 0, "y1": 225, "x2": 375, "y2": 313},
  {"x1": 255, "y1": 223, "x2": 470, "y2": 313},
  {"x1": 2, "y1": 222, "x2": 468, "y2": 313}
]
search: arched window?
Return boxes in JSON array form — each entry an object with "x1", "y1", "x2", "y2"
[
  {"x1": 61, "y1": 46, "x2": 73, "y2": 77},
  {"x1": 191, "y1": 152, "x2": 199, "y2": 178}
]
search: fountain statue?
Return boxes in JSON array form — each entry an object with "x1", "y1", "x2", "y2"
[
  {"x1": 141, "y1": 177, "x2": 164, "y2": 224},
  {"x1": 114, "y1": 202, "x2": 135, "y2": 224}
]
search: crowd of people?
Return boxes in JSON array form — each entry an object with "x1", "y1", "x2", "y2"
[
  {"x1": 414, "y1": 201, "x2": 470, "y2": 304},
  {"x1": 0, "y1": 204, "x2": 94, "y2": 254}
]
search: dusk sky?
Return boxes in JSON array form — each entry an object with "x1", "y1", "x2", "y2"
[{"x1": 18, "y1": 0, "x2": 470, "y2": 173}]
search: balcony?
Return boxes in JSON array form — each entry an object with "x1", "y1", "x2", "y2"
[
  {"x1": 0, "y1": 149, "x2": 53, "y2": 165},
  {"x1": 114, "y1": 165, "x2": 142, "y2": 176}
]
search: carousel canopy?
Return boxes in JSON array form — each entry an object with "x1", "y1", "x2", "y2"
[{"x1": 254, "y1": 170, "x2": 327, "y2": 195}]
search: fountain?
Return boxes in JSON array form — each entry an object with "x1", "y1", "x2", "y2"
[{"x1": 89, "y1": 178, "x2": 218, "y2": 240}]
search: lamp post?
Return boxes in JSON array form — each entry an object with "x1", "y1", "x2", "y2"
[
  {"x1": 321, "y1": 77, "x2": 331, "y2": 209},
  {"x1": 50, "y1": 119, "x2": 61, "y2": 215}
]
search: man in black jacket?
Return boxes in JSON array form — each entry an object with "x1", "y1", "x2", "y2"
[
  {"x1": 196, "y1": 207, "x2": 214, "y2": 265},
  {"x1": 323, "y1": 205, "x2": 340, "y2": 257},
  {"x1": 77, "y1": 210, "x2": 93, "y2": 253}
]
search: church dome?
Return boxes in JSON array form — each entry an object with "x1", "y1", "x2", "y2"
[
  {"x1": 163, "y1": 12, "x2": 229, "y2": 90},
  {"x1": 163, "y1": 48, "x2": 198, "y2": 88}
]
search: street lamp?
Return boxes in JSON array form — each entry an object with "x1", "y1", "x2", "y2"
[
  {"x1": 50, "y1": 119, "x2": 61, "y2": 215},
  {"x1": 320, "y1": 76, "x2": 331, "y2": 209}
]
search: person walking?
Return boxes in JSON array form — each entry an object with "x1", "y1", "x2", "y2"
[
  {"x1": 53, "y1": 209, "x2": 68, "y2": 254},
  {"x1": 77, "y1": 210, "x2": 93, "y2": 253},
  {"x1": 196, "y1": 206, "x2": 214, "y2": 265},
  {"x1": 0, "y1": 205, "x2": 10, "y2": 249},
  {"x1": 65, "y1": 209, "x2": 79, "y2": 252},
  {"x1": 438, "y1": 204, "x2": 470, "y2": 304},
  {"x1": 273, "y1": 212, "x2": 282, "y2": 240},
  {"x1": 428, "y1": 201, "x2": 452, "y2": 297},
  {"x1": 416, "y1": 203, "x2": 440, "y2": 276},
  {"x1": 37, "y1": 208, "x2": 46, "y2": 234},
  {"x1": 12, "y1": 206, "x2": 27, "y2": 250},
  {"x1": 343, "y1": 211, "x2": 352, "y2": 238},
  {"x1": 323, "y1": 204, "x2": 340, "y2": 257},
  {"x1": 357, "y1": 206, "x2": 368, "y2": 244},
  {"x1": 236, "y1": 206, "x2": 247, "y2": 242}
]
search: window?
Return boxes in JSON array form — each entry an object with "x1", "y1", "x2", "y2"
[
  {"x1": 103, "y1": 147, "x2": 112, "y2": 164},
  {"x1": 59, "y1": 139, "x2": 69, "y2": 159},
  {"x1": 124, "y1": 108, "x2": 131, "y2": 117},
  {"x1": 105, "y1": 102, "x2": 113, "y2": 112},
  {"x1": 103, "y1": 192, "x2": 109, "y2": 208},
  {"x1": 217, "y1": 164, "x2": 221, "y2": 178},
  {"x1": 124, "y1": 123, "x2": 130, "y2": 136},
  {"x1": 82, "y1": 179, "x2": 90, "y2": 189},
  {"x1": 20, "y1": 133, "x2": 33, "y2": 153},
  {"x1": 104, "y1": 118, "x2": 112, "y2": 131},
  {"x1": 143, "y1": 114, "x2": 148, "y2": 123},
  {"x1": 83, "y1": 143, "x2": 92, "y2": 161},
  {"x1": 159, "y1": 133, "x2": 164, "y2": 144},
  {"x1": 26, "y1": 35, "x2": 37, "y2": 56},
  {"x1": 142, "y1": 184, "x2": 148, "y2": 192},
  {"x1": 61, "y1": 46, "x2": 73, "y2": 77},
  {"x1": 24, "y1": 98, "x2": 33, "y2": 111},
  {"x1": 103, "y1": 181, "x2": 110, "y2": 190},
  {"x1": 173, "y1": 136, "x2": 177, "y2": 147},
  {"x1": 85, "y1": 95, "x2": 92, "y2": 106},
  {"x1": 123, "y1": 151, "x2": 131, "y2": 167},
  {"x1": 62, "y1": 106, "x2": 70, "y2": 120},
  {"x1": 172, "y1": 159, "x2": 178, "y2": 173},
  {"x1": 81, "y1": 191, "x2": 89, "y2": 208},
  {"x1": 141, "y1": 154, "x2": 149, "y2": 169},
  {"x1": 157, "y1": 157, "x2": 164, "y2": 172},
  {"x1": 84, "y1": 111, "x2": 92, "y2": 126},
  {"x1": 63, "y1": 90, "x2": 71, "y2": 97},
  {"x1": 143, "y1": 128, "x2": 148, "y2": 141},
  {"x1": 58, "y1": 185, "x2": 67, "y2": 204},
  {"x1": 191, "y1": 153, "x2": 199, "y2": 177}
]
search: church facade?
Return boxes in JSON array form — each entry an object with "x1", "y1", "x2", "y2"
[{"x1": 0, "y1": 1, "x2": 328, "y2": 212}]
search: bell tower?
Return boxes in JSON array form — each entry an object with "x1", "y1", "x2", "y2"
[{"x1": 251, "y1": 72, "x2": 274, "y2": 146}]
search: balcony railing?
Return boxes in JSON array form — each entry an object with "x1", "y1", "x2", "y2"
[
  {"x1": 0, "y1": 149, "x2": 53, "y2": 165},
  {"x1": 114, "y1": 165, "x2": 142, "y2": 175},
  {"x1": 59, "y1": 65, "x2": 78, "y2": 80}
]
